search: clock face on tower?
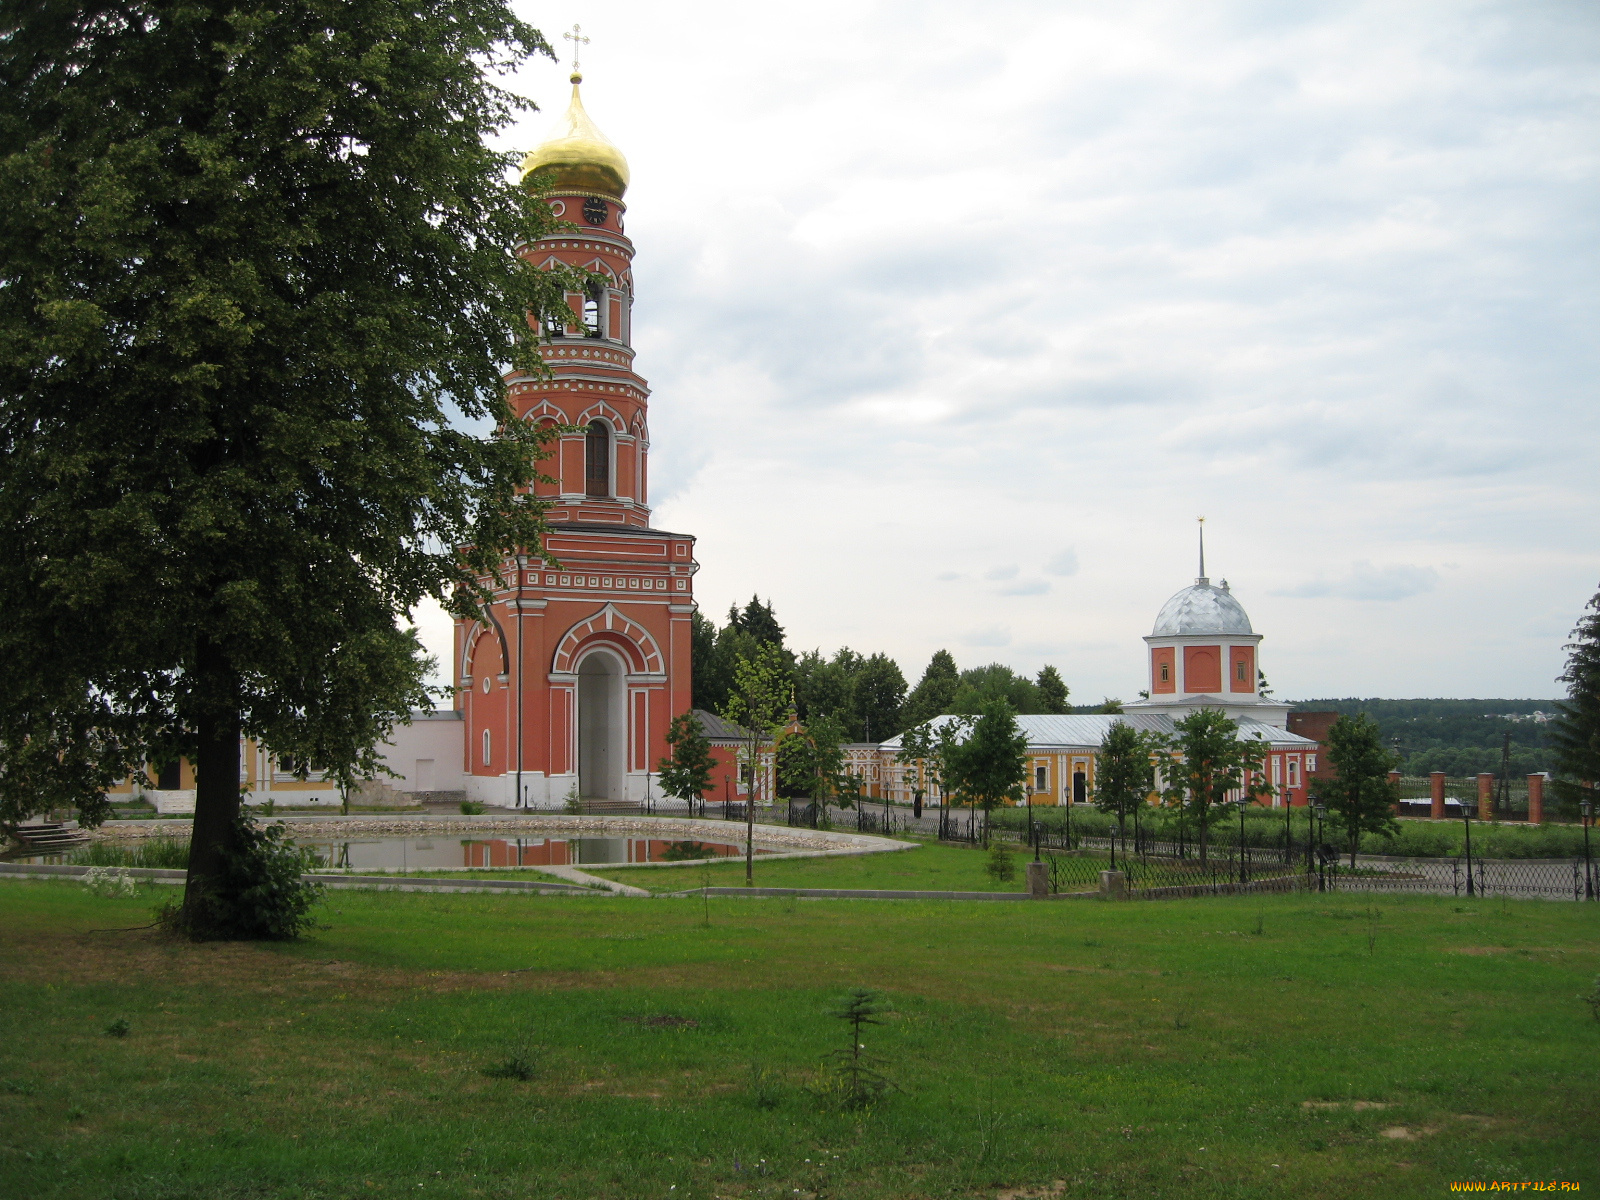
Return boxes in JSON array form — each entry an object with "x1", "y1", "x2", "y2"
[{"x1": 582, "y1": 197, "x2": 608, "y2": 226}]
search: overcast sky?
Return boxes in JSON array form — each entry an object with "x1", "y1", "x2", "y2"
[{"x1": 415, "y1": 0, "x2": 1600, "y2": 705}]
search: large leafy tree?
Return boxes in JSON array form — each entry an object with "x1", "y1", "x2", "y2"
[
  {"x1": 1552, "y1": 583, "x2": 1600, "y2": 820},
  {"x1": 1320, "y1": 713, "x2": 1401, "y2": 865},
  {"x1": 1160, "y1": 709, "x2": 1270, "y2": 866},
  {"x1": 777, "y1": 712, "x2": 847, "y2": 820},
  {"x1": 950, "y1": 699, "x2": 1028, "y2": 847},
  {"x1": 850, "y1": 652, "x2": 906, "y2": 742},
  {"x1": 0, "y1": 1, "x2": 576, "y2": 928},
  {"x1": 1091, "y1": 720, "x2": 1160, "y2": 851}
]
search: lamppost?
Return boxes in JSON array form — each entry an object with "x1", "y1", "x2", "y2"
[
  {"x1": 1236, "y1": 795, "x2": 1250, "y2": 884},
  {"x1": 1312, "y1": 800, "x2": 1328, "y2": 892},
  {"x1": 1461, "y1": 799, "x2": 1476, "y2": 898},
  {"x1": 1581, "y1": 795, "x2": 1594, "y2": 901}
]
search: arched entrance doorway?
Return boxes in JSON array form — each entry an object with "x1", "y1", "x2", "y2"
[{"x1": 577, "y1": 652, "x2": 622, "y2": 800}]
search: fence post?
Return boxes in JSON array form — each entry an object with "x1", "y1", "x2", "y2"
[
  {"x1": 1477, "y1": 773, "x2": 1494, "y2": 821},
  {"x1": 1527, "y1": 774, "x2": 1544, "y2": 825},
  {"x1": 1430, "y1": 772, "x2": 1446, "y2": 819},
  {"x1": 1026, "y1": 860, "x2": 1049, "y2": 899}
]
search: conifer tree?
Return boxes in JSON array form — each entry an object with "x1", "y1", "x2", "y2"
[
  {"x1": 0, "y1": 1, "x2": 576, "y2": 931},
  {"x1": 1035, "y1": 665, "x2": 1070, "y2": 714},
  {"x1": 1552, "y1": 583, "x2": 1600, "y2": 818},
  {"x1": 901, "y1": 650, "x2": 959, "y2": 727}
]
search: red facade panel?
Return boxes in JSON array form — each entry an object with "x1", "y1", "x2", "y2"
[
  {"x1": 1184, "y1": 645, "x2": 1222, "y2": 693},
  {"x1": 1229, "y1": 645, "x2": 1255, "y2": 693}
]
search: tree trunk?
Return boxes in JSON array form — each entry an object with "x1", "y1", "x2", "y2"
[
  {"x1": 1197, "y1": 802, "x2": 1209, "y2": 867},
  {"x1": 182, "y1": 638, "x2": 242, "y2": 919}
]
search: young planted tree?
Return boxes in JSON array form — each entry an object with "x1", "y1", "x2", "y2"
[
  {"x1": 657, "y1": 712, "x2": 716, "y2": 817},
  {"x1": 950, "y1": 699, "x2": 1028, "y2": 848},
  {"x1": 1552, "y1": 583, "x2": 1600, "y2": 820},
  {"x1": 820, "y1": 987, "x2": 895, "y2": 1110},
  {"x1": 931, "y1": 716, "x2": 972, "y2": 835},
  {"x1": 1091, "y1": 720, "x2": 1161, "y2": 860},
  {"x1": 1320, "y1": 713, "x2": 1401, "y2": 866},
  {"x1": 895, "y1": 721, "x2": 933, "y2": 818},
  {"x1": 723, "y1": 642, "x2": 790, "y2": 881},
  {"x1": 1161, "y1": 709, "x2": 1270, "y2": 867},
  {"x1": 0, "y1": 1, "x2": 577, "y2": 933}
]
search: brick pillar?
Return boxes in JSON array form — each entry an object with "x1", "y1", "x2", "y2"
[
  {"x1": 1477, "y1": 772, "x2": 1494, "y2": 821},
  {"x1": 1388, "y1": 770, "x2": 1402, "y2": 814},
  {"x1": 1527, "y1": 774, "x2": 1543, "y2": 825},
  {"x1": 1430, "y1": 771, "x2": 1446, "y2": 819}
]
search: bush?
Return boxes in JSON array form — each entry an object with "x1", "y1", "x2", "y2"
[
  {"x1": 81, "y1": 866, "x2": 137, "y2": 898},
  {"x1": 459, "y1": 800, "x2": 486, "y2": 815},
  {"x1": 159, "y1": 815, "x2": 323, "y2": 941},
  {"x1": 482, "y1": 1051, "x2": 538, "y2": 1081}
]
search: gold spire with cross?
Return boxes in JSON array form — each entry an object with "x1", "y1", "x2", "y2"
[
  {"x1": 520, "y1": 24, "x2": 628, "y2": 196},
  {"x1": 563, "y1": 23, "x2": 590, "y2": 81},
  {"x1": 1197, "y1": 515, "x2": 1207, "y2": 582}
]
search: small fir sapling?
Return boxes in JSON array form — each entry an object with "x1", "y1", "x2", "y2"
[
  {"x1": 817, "y1": 987, "x2": 897, "y2": 1110},
  {"x1": 985, "y1": 844, "x2": 1016, "y2": 882}
]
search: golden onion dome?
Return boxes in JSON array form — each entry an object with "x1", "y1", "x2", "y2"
[{"x1": 520, "y1": 73, "x2": 629, "y2": 198}]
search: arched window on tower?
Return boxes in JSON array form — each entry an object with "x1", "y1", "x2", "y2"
[
  {"x1": 585, "y1": 421, "x2": 611, "y2": 497},
  {"x1": 583, "y1": 283, "x2": 604, "y2": 337}
]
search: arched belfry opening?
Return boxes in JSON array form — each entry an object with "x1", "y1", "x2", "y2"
[
  {"x1": 577, "y1": 651, "x2": 622, "y2": 800},
  {"x1": 584, "y1": 420, "x2": 611, "y2": 497}
]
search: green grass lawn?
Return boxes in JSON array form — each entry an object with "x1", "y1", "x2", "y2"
[
  {"x1": 0, "y1": 879, "x2": 1595, "y2": 1199},
  {"x1": 585, "y1": 840, "x2": 1044, "y2": 894}
]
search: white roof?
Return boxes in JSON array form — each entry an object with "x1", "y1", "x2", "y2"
[
  {"x1": 880, "y1": 712, "x2": 1316, "y2": 752},
  {"x1": 1152, "y1": 578, "x2": 1254, "y2": 636}
]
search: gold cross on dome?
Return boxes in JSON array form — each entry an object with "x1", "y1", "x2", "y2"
[{"x1": 563, "y1": 24, "x2": 590, "y2": 73}]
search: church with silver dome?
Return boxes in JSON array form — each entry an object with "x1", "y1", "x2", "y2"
[{"x1": 881, "y1": 535, "x2": 1320, "y2": 810}]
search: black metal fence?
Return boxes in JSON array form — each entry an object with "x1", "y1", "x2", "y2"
[{"x1": 1322, "y1": 855, "x2": 1596, "y2": 901}]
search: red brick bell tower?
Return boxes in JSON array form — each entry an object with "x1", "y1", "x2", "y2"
[{"x1": 455, "y1": 66, "x2": 697, "y2": 807}]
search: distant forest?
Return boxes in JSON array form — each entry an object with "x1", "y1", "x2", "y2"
[
  {"x1": 691, "y1": 597, "x2": 1073, "y2": 743},
  {"x1": 690, "y1": 598, "x2": 1567, "y2": 772},
  {"x1": 1292, "y1": 698, "x2": 1563, "y2": 777}
]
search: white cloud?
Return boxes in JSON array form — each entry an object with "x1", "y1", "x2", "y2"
[
  {"x1": 984, "y1": 565, "x2": 1020, "y2": 581},
  {"x1": 1045, "y1": 550, "x2": 1080, "y2": 577},
  {"x1": 1277, "y1": 562, "x2": 1441, "y2": 602},
  {"x1": 961, "y1": 625, "x2": 1012, "y2": 648},
  {"x1": 419, "y1": 0, "x2": 1600, "y2": 703},
  {"x1": 998, "y1": 579, "x2": 1052, "y2": 597}
]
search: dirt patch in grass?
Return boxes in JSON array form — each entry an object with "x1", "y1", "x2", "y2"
[
  {"x1": 1302, "y1": 1100, "x2": 1391, "y2": 1112},
  {"x1": 996, "y1": 1181, "x2": 1066, "y2": 1200}
]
